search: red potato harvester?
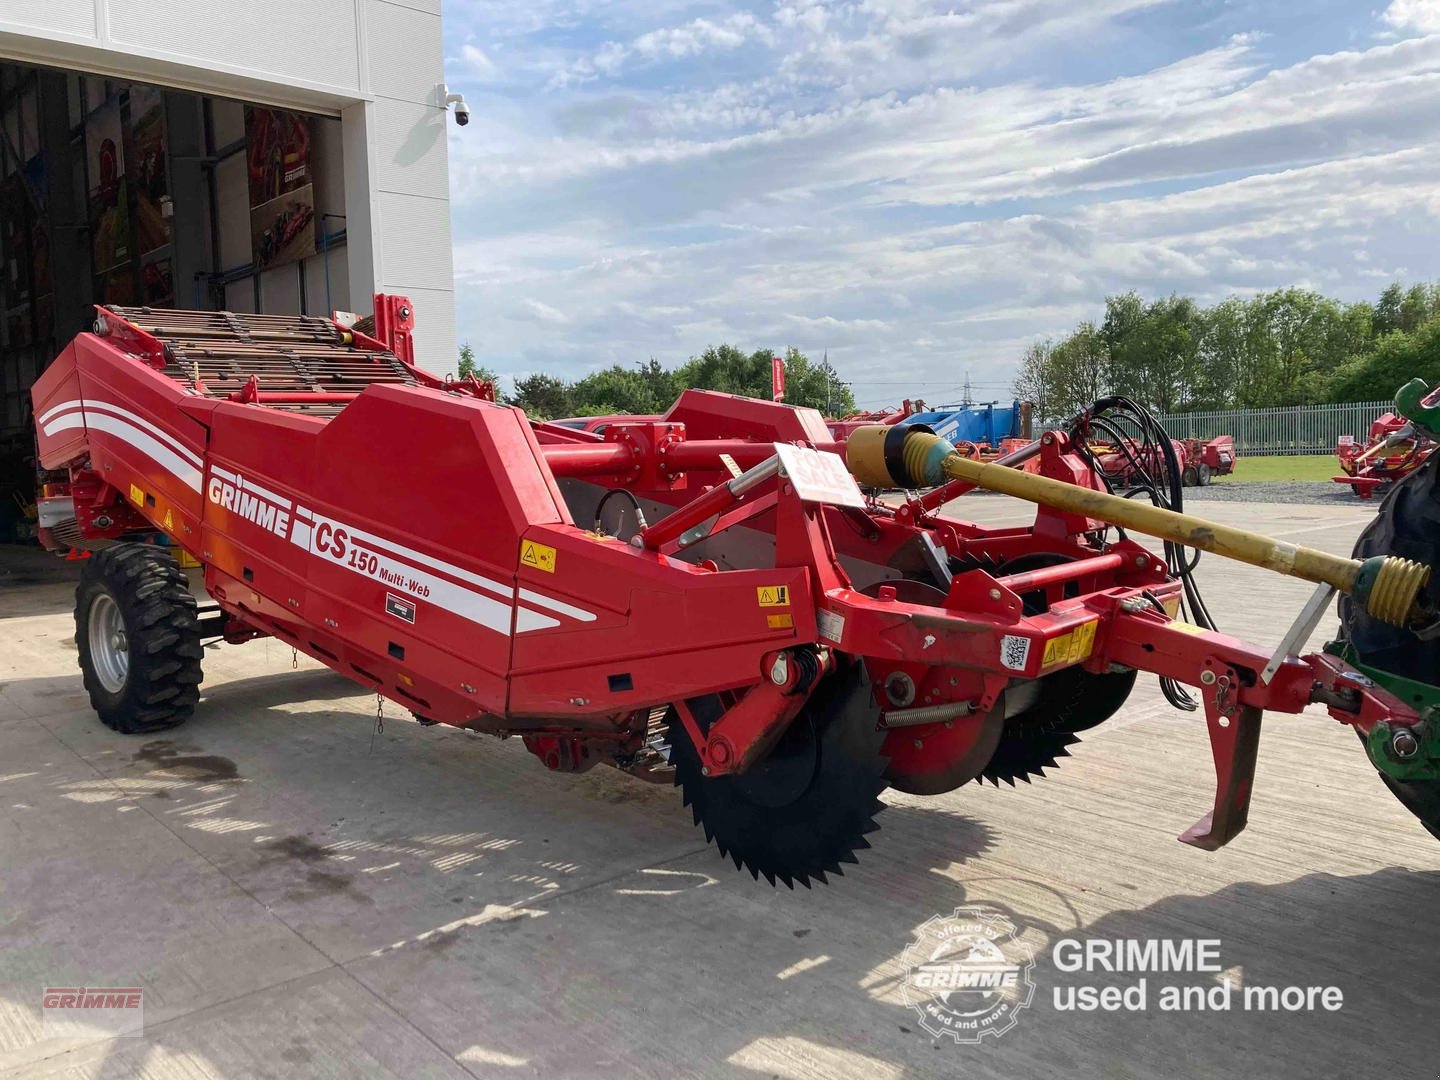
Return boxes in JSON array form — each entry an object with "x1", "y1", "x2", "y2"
[
  {"x1": 1335, "y1": 412, "x2": 1435, "y2": 499},
  {"x1": 30, "y1": 300, "x2": 1440, "y2": 887}
]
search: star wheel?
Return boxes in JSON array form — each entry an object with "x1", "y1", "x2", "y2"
[{"x1": 666, "y1": 662, "x2": 888, "y2": 888}]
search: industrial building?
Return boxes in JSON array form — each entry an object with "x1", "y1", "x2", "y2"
[{"x1": 0, "y1": 0, "x2": 458, "y2": 531}]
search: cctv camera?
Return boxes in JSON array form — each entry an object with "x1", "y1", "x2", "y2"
[{"x1": 442, "y1": 87, "x2": 472, "y2": 127}]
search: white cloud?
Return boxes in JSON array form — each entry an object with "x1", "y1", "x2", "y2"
[
  {"x1": 1382, "y1": 0, "x2": 1440, "y2": 35},
  {"x1": 549, "y1": 12, "x2": 771, "y2": 88},
  {"x1": 521, "y1": 298, "x2": 572, "y2": 324},
  {"x1": 456, "y1": 43, "x2": 499, "y2": 80},
  {"x1": 441, "y1": 3, "x2": 1440, "y2": 406}
]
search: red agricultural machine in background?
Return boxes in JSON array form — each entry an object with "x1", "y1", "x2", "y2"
[
  {"x1": 1087, "y1": 433, "x2": 1235, "y2": 489},
  {"x1": 1180, "y1": 435, "x2": 1237, "y2": 485},
  {"x1": 826, "y1": 400, "x2": 926, "y2": 441},
  {"x1": 1335, "y1": 411, "x2": 1436, "y2": 499},
  {"x1": 28, "y1": 301, "x2": 1440, "y2": 887}
]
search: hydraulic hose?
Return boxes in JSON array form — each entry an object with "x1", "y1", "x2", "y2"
[{"x1": 847, "y1": 424, "x2": 1432, "y2": 629}]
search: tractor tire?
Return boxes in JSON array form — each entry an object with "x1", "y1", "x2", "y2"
[
  {"x1": 1197, "y1": 463, "x2": 1212, "y2": 486},
  {"x1": 1340, "y1": 455, "x2": 1440, "y2": 841},
  {"x1": 1181, "y1": 466, "x2": 1198, "y2": 487},
  {"x1": 75, "y1": 543, "x2": 204, "y2": 735}
]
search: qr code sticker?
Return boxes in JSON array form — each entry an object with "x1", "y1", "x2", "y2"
[{"x1": 1000, "y1": 634, "x2": 1031, "y2": 671}]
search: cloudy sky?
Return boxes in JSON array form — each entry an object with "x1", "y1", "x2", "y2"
[{"x1": 441, "y1": 0, "x2": 1440, "y2": 407}]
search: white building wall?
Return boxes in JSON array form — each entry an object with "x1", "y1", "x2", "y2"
[{"x1": 0, "y1": 0, "x2": 458, "y2": 370}]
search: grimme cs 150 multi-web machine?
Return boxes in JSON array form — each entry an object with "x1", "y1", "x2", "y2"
[{"x1": 30, "y1": 299, "x2": 1440, "y2": 887}]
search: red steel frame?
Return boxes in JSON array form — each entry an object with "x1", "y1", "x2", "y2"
[{"x1": 31, "y1": 300, "x2": 1422, "y2": 852}]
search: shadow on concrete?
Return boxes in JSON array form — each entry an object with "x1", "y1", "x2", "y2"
[
  {"x1": 9, "y1": 666, "x2": 1438, "y2": 1076},
  {"x1": 194, "y1": 666, "x2": 367, "y2": 711}
]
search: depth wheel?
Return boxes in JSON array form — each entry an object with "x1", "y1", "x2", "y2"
[
  {"x1": 75, "y1": 543, "x2": 204, "y2": 734},
  {"x1": 667, "y1": 663, "x2": 887, "y2": 888},
  {"x1": 1197, "y1": 462, "x2": 1212, "y2": 486},
  {"x1": 1182, "y1": 466, "x2": 1198, "y2": 487}
]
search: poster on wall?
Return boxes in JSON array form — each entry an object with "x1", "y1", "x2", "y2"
[
  {"x1": 1, "y1": 174, "x2": 31, "y2": 303},
  {"x1": 244, "y1": 106, "x2": 316, "y2": 272},
  {"x1": 99, "y1": 265, "x2": 136, "y2": 306},
  {"x1": 142, "y1": 259, "x2": 174, "y2": 306},
  {"x1": 85, "y1": 98, "x2": 132, "y2": 274},
  {"x1": 125, "y1": 85, "x2": 170, "y2": 257},
  {"x1": 1, "y1": 103, "x2": 17, "y2": 178}
]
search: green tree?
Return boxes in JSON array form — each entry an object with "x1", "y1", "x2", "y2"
[
  {"x1": 1327, "y1": 318, "x2": 1440, "y2": 403},
  {"x1": 1012, "y1": 339, "x2": 1058, "y2": 420},
  {"x1": 507, "y1": 373, "x2": 573, "y2": 420},
  {"x1": 570, "y1": 360, "x2": 680, "y2": 415},
  {"x1": 778, "y1": 346, "x2": 857, "y2": 414},
  {"x1": 1099, "y1": 292, "x2": 1200, "y2": 412},
  {"x1": 457, "y1": 342, "x2": 498, "y2": 384}
]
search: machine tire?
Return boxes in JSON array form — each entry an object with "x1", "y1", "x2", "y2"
[
  {"x1": 75, "y1": 544, "x2": 204, "y2": 735},
  {"x1": 1197, "y1": 462, "x2": 1212, "y2": 486},
  {"x1": 1340, "y1": 456, "x2": 1440, "y2": 840},
  {"x1": 1182, "y1": 466, "x2": 1198, "y2": 487}
]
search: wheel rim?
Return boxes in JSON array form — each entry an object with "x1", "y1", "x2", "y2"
[{"x1": 88, "y1": 592, "x2": 129, "y2": 693}]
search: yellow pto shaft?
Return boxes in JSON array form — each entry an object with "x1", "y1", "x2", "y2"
[{"x1": 846, "y1": 425, "x2": 1431, "y2": 629}]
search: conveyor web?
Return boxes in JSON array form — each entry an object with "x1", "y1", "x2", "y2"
[{"x1": 106, "y1": 305, "x2": 417, "y2": 414}]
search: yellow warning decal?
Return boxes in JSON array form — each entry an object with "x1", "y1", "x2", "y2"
[
  {"x1": 767, "y1": 613, "x2": 794, "y2": 630},
  {"x1": 162, "y1": 508, "x2": 175, "y2": 533},
  {"x1": 520, "y1": 539, "x2": 557, "y2": 573},
  {"x1": 1161, "y1": 595, "x2": 1181, "y2": 617},
  {"x1": 1042, "y1": 618, "x2": 1099, "y2": 668},
  {"x1": 1169, "y1": 620, "x2": 1208, "y2": 635},
  {"x1": 129, "y1": 484, "x2": 145, "y2": 506},
  {"x1": 757, "y1": 585, "x2": 791, "y2": 607}
]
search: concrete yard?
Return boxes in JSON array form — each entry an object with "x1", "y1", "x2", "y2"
[{"x1": 1, "y1": 495, "x2": 1436, "y2": 1078}]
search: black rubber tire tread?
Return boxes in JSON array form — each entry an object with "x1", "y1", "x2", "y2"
[
  {"x1": 667, "y1": 663, "x2": 888, "y2": 888},
  {"x1": 1340, "y1": 456, "x2": 1440, "y2": 842},
  {"x1": 1197, "y1": 463, "x2": 1212, "y2": 486},
  {"x1": 1376, "y1": 770, "x2": 1440, "y2": 842},
  {"x1": 75, "y1": 543, "x2": 204, "y2": 735}
]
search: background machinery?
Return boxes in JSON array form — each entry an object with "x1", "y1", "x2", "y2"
[
  {"x1": 1336, "y1": 408, "x2": 1436, "y2": 498},
  {"x1": 30, "y1": 303, "x2": 1440, "y2": 886}
]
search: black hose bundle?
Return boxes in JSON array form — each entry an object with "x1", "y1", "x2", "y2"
[{"x1": 1067, "y1": 396, "x2": 1217, "y2": 711}]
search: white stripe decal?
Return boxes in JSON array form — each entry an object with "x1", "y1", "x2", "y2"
[
  {"x1": 40, "y1": 398, "x2": 203, "y2": 473},
  {"x1": 518, "y1": 588, "x2": 598, "y2": 623},
  {"x1": 235, "y1": 472, "x2": 293, "y2": 511},
  {"x1": 82, "y1": 401, "x2": 202, "y2": 468},
  {"x1": 304, "y1": 526, "x2": 526, "y2": 636},
  {"x1": 43, "y1": 412, "x2": 202, "y2": 493},
  {"x1": 515, "y1": 607, "x2": 562, "y2": 633},
  {"x1": 37, "y1": 399, "x2": 82, "y2": 426},
  {"x1": 298, "y1": 512, "x2": 561, "y2": 639},
  {"x1": 312, "y1": 513, "x2": 515, "y2": 602}
]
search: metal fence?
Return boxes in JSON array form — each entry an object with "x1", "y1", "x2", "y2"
[{"x1": 1154, "y1": 401, "x2": 1393, "y2": 456}]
